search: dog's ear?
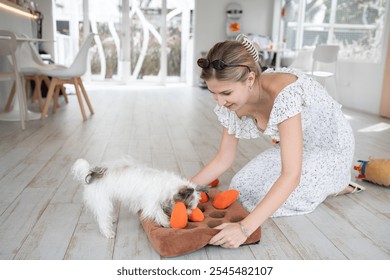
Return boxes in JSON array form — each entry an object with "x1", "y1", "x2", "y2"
[
  {"x1": 195, "y1": 185, "x2": 210, "y2": 193},
  {"x1": 174, "y1": 187, "x2": 194, "y2": 202}
]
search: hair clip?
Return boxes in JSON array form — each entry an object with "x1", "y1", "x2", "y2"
[{"x1": 236, "y1": 34, "x2": 259, "y2": 62}]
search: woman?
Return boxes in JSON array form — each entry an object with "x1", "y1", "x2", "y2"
[{"x1": 190, "y1": 35, "x2": 363, "y2": 249}]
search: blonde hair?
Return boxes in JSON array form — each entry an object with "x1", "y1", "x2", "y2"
[{"x1": 200, "y1": 40, "x2": 262, "y2": 82}]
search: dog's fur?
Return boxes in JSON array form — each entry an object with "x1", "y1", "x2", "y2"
[{"x1": 71, "y1": 157, "x2": 207, "y2": 238}]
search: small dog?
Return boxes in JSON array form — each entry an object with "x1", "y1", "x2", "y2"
[{"x1": 71, "y1": 157, "x2": 207, "y2": 238}]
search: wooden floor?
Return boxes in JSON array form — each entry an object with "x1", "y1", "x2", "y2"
[{"x1": 0, "y1": 84, "x2": 389, "y2": 260}]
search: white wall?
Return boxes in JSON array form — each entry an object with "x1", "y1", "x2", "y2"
[
  {"x1": 192, "y1": 0, "x2": 274, "y2": 85},
  {"x1": 192, "y1": 0, "x2": 390, "y2": 116}
]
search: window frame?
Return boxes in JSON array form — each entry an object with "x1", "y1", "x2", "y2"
[{"x1": 279, "y1": 0, "x2": 388, "y2": 63}]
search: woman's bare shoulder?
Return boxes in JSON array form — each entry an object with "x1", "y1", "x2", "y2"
[{"x1": 262, "y1": 72, "x2": 298, "y2": 97}]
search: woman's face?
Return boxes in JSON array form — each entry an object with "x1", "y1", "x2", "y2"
[{"x1": 206, "y1": 78, "x2": 249, "y2": 112}]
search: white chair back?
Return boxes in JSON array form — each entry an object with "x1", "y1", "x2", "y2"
[
  {"x1": 19, "y1": 34, "x2": 47, "y2": 66},
  {"x1": 68, "y1": 33, "x2": 95, "y2": 76},
  {"x1": 312, "y1": 45, "x2": 340, "y2": 63},
  {"x1": 18, "y1": 41, "x2": 43, "y2": 70},
  {"x1": 0, "y1": 30, "x2": 17, "y2": 59},
  {"x1": 311, "y1": 44, "x2": 340, "y2": 101},
  {"x1": 289, "y1": 48, "x2": 314, "y2": 72}
]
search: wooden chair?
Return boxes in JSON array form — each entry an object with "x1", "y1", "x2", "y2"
[
  {"x1": 39, "y1": 33, "x2": 95, "y2": 121},
  {"x1": 18, "y1": 34, "x2": 68, "y2": 112}
]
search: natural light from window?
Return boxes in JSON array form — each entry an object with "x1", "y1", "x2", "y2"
[{"x1": 358, "y1": 122, "x2": 390, "y2": 133}]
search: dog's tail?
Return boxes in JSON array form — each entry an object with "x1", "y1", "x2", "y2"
[
  {"x1": 71, "y1": 158, "x2": 91, "y2": 184},
  {"x1": 72, "y1": 158, "x2": 107, "y2": 184}
]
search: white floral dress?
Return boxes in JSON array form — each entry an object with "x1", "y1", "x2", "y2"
[{"x1": 214, "y1": 68, "x2": 355, "y2": 217}]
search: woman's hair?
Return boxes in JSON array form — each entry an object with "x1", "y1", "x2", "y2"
[{"x1": 200, "y1": 40, "x2": 262, "y2": 82}]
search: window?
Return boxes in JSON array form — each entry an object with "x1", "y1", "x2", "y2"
[
  {"x1": 54, "y1": 0, "x2": 194, "y2": 83},
  {"x1": 283, "y1": 0, "x2": 387, "y2": 62}
]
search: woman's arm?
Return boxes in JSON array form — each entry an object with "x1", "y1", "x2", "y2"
[
  {"x1": 191, "y1": 127, "x2": 239, "y2": 186},
  {"x1": 209, "y1": 113, "x2": 303, "y2": 247},
  {"x1": 241, "y1": 113, "x2": 303, "y2": 233}
]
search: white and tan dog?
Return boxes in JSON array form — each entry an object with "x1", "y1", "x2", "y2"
[{"x1": 71, "y1": 157, "x2": 206, "y2": 238}]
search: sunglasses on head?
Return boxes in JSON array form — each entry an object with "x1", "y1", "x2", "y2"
[{"x1": 197, "y1": 58, "x2": 251, "y2": 72}]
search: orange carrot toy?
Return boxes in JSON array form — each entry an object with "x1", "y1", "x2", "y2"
[
  {"x1": 199, "y1": 191, "x2": 209, "y2": 203},
  {"x1": 188, "y1": 207, "x2": 204, "y2": 222},
  {"x1": 197, "y1": 178, "x2": 219, "y2": 203},
  {"x1": 212, "y1": 189, "x2": 239, "y2": 209},
  {"x1": 208, "y1": 178, "x2": 219, "y2": 187},
  {"x1": 170, "y1": 202, "x2": 188, "y2": 229}
]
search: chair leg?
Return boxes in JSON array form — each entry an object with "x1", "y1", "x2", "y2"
[
  {"x1": 41, "y1": 77, "x2": 58, "y2": 120},
  {"x1": 4, "y1": 81, "x2": 16, "y2": 111},
  {"x1": 34, "y1": 75, "x2": 44, "y2": 112},
  {"x1": 73, "y1": 77, "x2": 87, "y2": 121},
  {"x1": 78, "y1": 77, "x2": 94, "y2": 114},
  {"x1": 30, "y1": 75, "x2": 43, "y2": 110},
  {"x1": 42, "y1": 75, "x2": 51, "y2": 89},
  {"x1": 52, "y1": 84, "x2": 62, "y2": 113},
  {"x1": 24, "y1": 76, "x2": 31, "y2": 100},
  {"x1": 61, "y1": 86, "x2": 69, "y2": 104},
  {"x1": 40, "y1": 75, "x2": 52, "y2": 111}
]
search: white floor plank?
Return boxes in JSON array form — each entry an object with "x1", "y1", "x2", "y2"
[
  {"x1": 14, "y1": 203, "x2": 82, "y2": 260},
  {"x1": 273, "y1": 215, "x2": 347, "y2": 259},
  {"x1": 307, "y1": 200, "x2": 390, "y2": 259},
  {"x1": 0, "y1": 188, "x2": 58, "y2": 258},
  {"x1": 250, "y1": 219, "x2": 302, "y2": 260}
]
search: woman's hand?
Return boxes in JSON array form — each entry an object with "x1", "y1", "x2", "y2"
[{"x1": 209, "y1": 223, "x2": 248, "y2": 248}]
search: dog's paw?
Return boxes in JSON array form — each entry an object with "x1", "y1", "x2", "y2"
[
  {"x1": 157, "y1": 217, "x2": 171, "y2": 228},
  {"x1": 161, "y1": 221, "x2": 171, "y2": 228},
  {"x1": 101, "y1": 229, "x2": 115, "y2": 239}
]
